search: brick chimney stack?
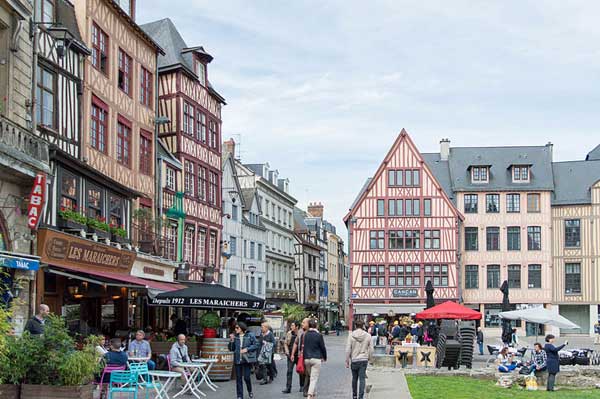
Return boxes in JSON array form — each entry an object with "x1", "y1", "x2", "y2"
[
  {"x1": 223, "y1": 138, "x2": 236, "y2": 158},
  {"x1": 307, "y1": 202, "x2": 324, "y2": 218}
]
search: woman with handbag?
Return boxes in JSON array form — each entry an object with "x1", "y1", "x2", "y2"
[
  {"x1": 303, "y1": 318, "x2": 327, "y2": 399},
  {"x1": 229, "y1": 322, "x2": 259, "y2": 399},
  {"x1": 258, "y1": 322, "x2": 276, "y2": 385}
]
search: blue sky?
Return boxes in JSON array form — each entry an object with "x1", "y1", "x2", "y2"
[{"x1": 138, "y1": 1, "x2": 600, "y2": 240}]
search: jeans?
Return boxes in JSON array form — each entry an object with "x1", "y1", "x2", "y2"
[
  {"x1": 351, "y1": 361, "x2": 368, "y2": 399},
  {"x1": 498, "y1": 363, "x2": 517, "y2": 372},
  {"x1": 478, "y1": 342, "x2": 484, "y2": 355},
  {"x1": 547, "y1": 373, "x2": 556, "y2": 391},
  {"x1": 147, "y1": 359, "x2": 156, "y2": 370},
  {"x1": 286, "y1": 357, "x2": 304, "y2": 390},
  {"x1": 235, "y1": 363, "x2": 252, "y2": 398},
  {"x1": 528, "y1": 365, "x2": 546, "y2": 374},
  {"x1": 304, "y1": 358, "x2": 322, "y2": 395}
]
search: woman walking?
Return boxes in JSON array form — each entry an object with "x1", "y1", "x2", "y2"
[
  {"x1": 303, "y1": 318, "x2": 327, "y2": 399},
  {"x1": 258, "y1": 321, "x2": 276, "y2": 385},
  {"x1": 544, "y1": 334, "x2": 568, "y2": 391},
  {"x1": 229, "y1": 322, "x2": 259, "y2": 399}
]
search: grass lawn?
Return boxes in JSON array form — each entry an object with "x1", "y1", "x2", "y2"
[{"x1": 406, "y1": 376, "x2": 598, "y2": 399}]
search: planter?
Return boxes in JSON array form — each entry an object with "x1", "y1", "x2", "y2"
[
  {"x1": 203, "y1": 328, "x2": 217, "y2": 338},
  {"x1": 57, "y1": 217, "x2": 86, "y2": 232},
  {"x1": 87, "y1": 226, "x2": 110, "y2": 240},
  {"x1": 201, "y1": 338, "x2": 234, "y2": 381},
  {"x1": 138, "y1": 239, "x2": 154, "y2": 253},
  {"x1": 111, "y1": 234, "x2": 130, "y2": 244},
  {"x1": 0, "y1": 384, "x2": 19, "y2": 399},
  {"x1": 21, "y1": 384, "x2": 93, "y2": 399}
]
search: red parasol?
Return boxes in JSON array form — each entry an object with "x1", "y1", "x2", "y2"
[{"x1": 415, "y1": 301, "x2": 482, "y2": 320}]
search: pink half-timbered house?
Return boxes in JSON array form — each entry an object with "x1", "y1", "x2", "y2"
[{"x1": 344, "y1": 130, "x2": 462, "y2": 320}]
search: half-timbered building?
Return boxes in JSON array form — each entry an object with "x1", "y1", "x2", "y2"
[
  {"x1": 141, "y1": 18, "x2": 225, "y2": 282},
  {"x1": 345, "y1": 130, "x2": 462, "y2": 320}
]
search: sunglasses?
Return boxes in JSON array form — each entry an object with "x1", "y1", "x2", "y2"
[{"x1": 235, "y1": 326, "x2": 241, "y2": 329}]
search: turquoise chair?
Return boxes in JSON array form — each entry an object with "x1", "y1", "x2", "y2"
[
  {"x1": 129, "y1": 362, "x2": 162, "y2": 399},
  {"x1": 108, "y1": 370, "x2": 138, "y2": 399}
]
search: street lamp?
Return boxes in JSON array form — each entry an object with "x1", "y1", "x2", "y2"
[{"x1": 245, "y1": 264, "x2": 257, "y2": 275}]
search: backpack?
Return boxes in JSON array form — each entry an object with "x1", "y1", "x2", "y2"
[{"x1": 378, "y1": 326, "x2": 387, "y2": 336}]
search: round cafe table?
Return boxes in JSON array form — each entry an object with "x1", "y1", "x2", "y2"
[
  {"x1": 173, "y1": 362, "x2": 206, "y2": 399},
  {"x1": 192, "y1": 358, "x2": 219, "y2": 391},
  {"x1": 148, "y1": 370, "x2": 181, "y2": 399}
]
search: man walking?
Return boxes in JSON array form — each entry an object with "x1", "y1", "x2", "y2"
[
  {"x1": 476, "y1": 327, "x2": 484, "y2": 355},
  {"x1": 346, "y1": 320, "x2": 372, "y2": 399},
  {"x1": 282, "y1": 321, "x2": 302, "y2": 394},
  {"x1": 24, "y1": 304, "x2": 49, "y2": 335}
]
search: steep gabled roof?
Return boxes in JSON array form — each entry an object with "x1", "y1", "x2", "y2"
[
  {"x1": 586, "y1": 144, "x2": 600, "y2": 161},
  {"x1": 222, "y1": 152, "x2": 246, "y2": 209},
  {"x1": 422, "y1": 153, "x2": 454, "y2": 203},
  {"x1": 105, "y1": 1, "x2": 164, "y2": 55},
  {"x1": 552, "y1": 160, "x2": 600, "y2": 205},
  {"x1": 241, "y1": 188, "x2": 257, "y2": 212}
]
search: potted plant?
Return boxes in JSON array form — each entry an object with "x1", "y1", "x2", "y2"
[
  {"x1": 57, "y1": 206, "x2": 87, "y2": 231},
  {"x1": 110, "y1": 224, "x2": 129, "y2": 244},
  {"x1": 133, "y1": 208, "x2": 156, "y2": 253},
  {"x1": 0, "y1": 306, "x2": 24, "y2": 399},
  {"x1": 281, "y1": 303, "x2": 307, "y2": 323},
  {"x1": 86, "y1": 216, "x2": 110, "y2": 240},
  {"x1": 200, "y1": 312, "x2": 221, "y2": 338}
]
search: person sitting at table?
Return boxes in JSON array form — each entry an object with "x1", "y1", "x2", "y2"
[
  {"x1": 97, "y1": 338, "x2": 128, "y2": 382},
  {"x1": 169, "y1": 334, "x2": 190, "y2": 379},
  {"x1": 129, "y1": 329, "x2": 155, "y2": 370}
]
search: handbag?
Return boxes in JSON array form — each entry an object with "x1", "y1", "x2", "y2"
[{"x1": 296, "y1": 333, "x2": 305, "y2": 374}]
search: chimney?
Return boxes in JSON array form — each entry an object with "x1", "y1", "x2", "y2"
[
  {"x1": 440, "y1": 138, "x2": 450, "y2": 161},
  {"x1": 223, "y1": 138, "x2": 236, "y2": 158},
  {"x1": 546, "y1": 141, "x2": 553, "y2": 161},
  {"x1": 307, "y1": 202, "x2": 324, "y2": 219}
]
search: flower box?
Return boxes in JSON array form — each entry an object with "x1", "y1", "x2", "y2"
[
  {"x1": 87, "y1": 226, "x2": 110, "y2": 240},
  {"x1": 57, "y1": 217, "x2": 86, "y2": 232},
  {"x1": 111, "y1": 234, "x2": 130, "y2": 244},
  {"x1": 21, "y1": 384, "x2": 94, "y2": 399}
]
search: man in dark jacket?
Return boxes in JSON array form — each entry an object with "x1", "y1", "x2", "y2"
[
  {"x1": 304, "y1": 319, "x2": 327, "y2": 398},
  {"x1": 544, "y1": 334, "x2": 568, "y2": 391},
  {"x1": 476, "y1": 327, "x2": 484, "y2": 355},
  {"x1": 24, "y1": 304, "x2": 49, "y2": 335},
  {"x1": 282, "y1": 321, "x2": 301, "y2": 394}
]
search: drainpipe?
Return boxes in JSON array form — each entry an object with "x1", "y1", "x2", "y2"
[{"x1": 30, "y1": 3, "x2": 38, "y2": 132}]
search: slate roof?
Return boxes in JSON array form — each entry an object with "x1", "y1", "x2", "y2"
[
  {"x1": 349, "y1": 178, "x2": 372, "y2": 214},
  {"x1": 293, "y1": 207, "x2": 309, "y2": 232},
  {"x1": 241, "y1": 188, "x2": 256, "y2": 212},
  {"x1": 422, "y1": 153, "x2": 454, "y2": 202},
  {"x1": 552, "y1": 160, "x2": 600, "y2": 205},
  {"x1": 586, "y1": 144, "x2": 600, "y2": 161}
]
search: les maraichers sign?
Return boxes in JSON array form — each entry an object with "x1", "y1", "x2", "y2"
[
  {"x1": 150, "y1": 296, "x2": 264, "y2": 310},
  {"x1": 38, "y1": 228, "x2": 134, "y2": 272}
]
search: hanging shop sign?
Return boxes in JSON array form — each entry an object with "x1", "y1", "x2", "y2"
[
  {"x1": 0, "y1": 251, "x2": 40, "y2": 271},
  {"x1": 391, "y1": 288, "x2": 419, "y2": 298},
  {"x1": 27, "y1": 173, "x2": 47, "y2": 229}
]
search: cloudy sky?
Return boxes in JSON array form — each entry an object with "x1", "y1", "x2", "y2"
[{"x1": 138, "y1": 1, "x2": 600, "y2": 240}]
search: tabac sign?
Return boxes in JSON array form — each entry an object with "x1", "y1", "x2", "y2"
[
  {"x1": 27, "y1": 173, "x2": 47, "y2": 229},
  {"x1": 38, "y1": 228, "x2": 135, "y2": 273}
]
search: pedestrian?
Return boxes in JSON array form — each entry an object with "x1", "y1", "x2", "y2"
[
  {"x1": 476, "y1": 327, "x2": 484, "y2": 355},
  {"x1": 510, "y1": 328, "x2": 519, "y2": 348},
  {"x1": 377, "y1": 320, "x2": 388, "y2": 346},
  {"x1": 335, "y1": 320, "x2": 342, "y2": 336},
  {"x1": 229, "y1": 322, "x2": 258, "y2": 399},
  {"x1": 169, "y1": 334, "x2": 190, "y2": 381},
  {"x1": 345, "y1": 320, "x2": 372, "y2": 399},
  {"x1": 282, "y1": 321, "x2": 302, "y2": 394},
  {"x1": 399, "y1": 322, "x2": 410, "y2": 341},
  {"x1": 528, "y1": 342, "x2": 547, "y2": 374},
  {"x1": 24, "y1": 304, "x2": 49, "y2": 335},
  {"x1": 594, "y1": 322, "x2": 600, "y2": 345},
  {"x1": 416, "y1": 321, "x2": 424, "y2": 345},
  {"x1": 303, "y1": 318, "x2": 327, "y2": 399},
  {"x1": 368, "y1": 321, "x2": 377, "y2": 347},
  {"x1": 291, "y1": 317, "x2": 310, "y2": 397},
  {"x1": 258, "y1": 321, "x2": 275, "y2": 385},
  {"x1": 128, "y1": 330, "x2": 155, "y2": 370},
  {"x1": 171, "y1": 314, "x2": 187, "y2": 336},
  {"x1": 544, "y1": 334, "x2": 568, "y2": 391},
  {"x1": 496, "y1": 347, "x2": 517, "y2": 372}
]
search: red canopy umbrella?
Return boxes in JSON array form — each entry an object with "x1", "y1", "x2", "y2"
[{"x1": 415, "y1": 301, "x2": 482, "y2": 320}]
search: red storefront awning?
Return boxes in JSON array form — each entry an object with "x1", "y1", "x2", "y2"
[{"x1": 415, "y1": 301, "x2": 482, "y2": 320}]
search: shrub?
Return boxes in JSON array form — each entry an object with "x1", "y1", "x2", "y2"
[{"x1": 200, "y1": 312, "x2": 221, "y2": 329}]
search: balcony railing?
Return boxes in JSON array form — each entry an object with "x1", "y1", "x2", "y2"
[
  {"x1": 0, "y1": 116, "x2": 49, "y2": 172},
  {"x1": 130, "y1": 222, "x2": 176, "y2": 261}
]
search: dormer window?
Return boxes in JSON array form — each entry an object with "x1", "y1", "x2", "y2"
[
  {"x1": 195, "y1": 60, "x2": 206, "y2": 86},
  {"x1": 513, "y1": 165, "x2": 529, "y2": 182},
  {"x1": 471, "y1": 166, "x2": 489, "y2": 183},
  {"x1": 115, "y1": 0, "x2": 132, "y2": 17}
]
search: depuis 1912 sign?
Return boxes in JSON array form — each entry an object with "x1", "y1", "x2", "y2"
[{"x1": 27, "y1": 173, "x2": 46, "y2": 229}]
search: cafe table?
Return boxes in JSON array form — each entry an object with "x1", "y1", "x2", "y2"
[
  {"x1": 192, "y1": 358, "x2": 219, "y2": 391},
  {"x1": 173, "y1": 362, "x2": 206, "y2": 399},
  {"x1": 148, "y1": 370, "x2": 181, "y2": 399}
]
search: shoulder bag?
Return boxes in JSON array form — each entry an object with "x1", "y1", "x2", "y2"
[{"x1": 296, "y1": 333, "x2": 305, "y2": 374}]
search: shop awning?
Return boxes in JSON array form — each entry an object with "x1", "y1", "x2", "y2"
[
  {"x1": 416, "y1": 301, "x2": 482, "y2": 320},
  {"x1": 265, "y1": 299, "x2": 302, "y2": 311},
  {"x1": 148, "y1": 282, "x2": 265, "y2": 310},
  {"x1": 353, "y1": 303, "x2": 425, "y2": 315},
  {"x1": 46, "y1": 265, "x2": 184, "y2": 292}
]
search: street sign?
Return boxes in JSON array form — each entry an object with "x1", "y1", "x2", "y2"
[{"x1": 27, "y1": 173, "x2": 46, "y2": 230}]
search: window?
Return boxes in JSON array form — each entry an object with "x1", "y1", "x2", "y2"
[
  {"x1": 184, "y1": 225, "x2": 195, "y2": 263},
  {"x1": 527, "y1": 226, "x2": 541, "y2": 250},
  {"x1": 424, "y1": 230, "x2": 440, "y2": 249},
  {"x1": 258, "y1": 277, "x2": 263, "y2": 295},
  {"x1": 86, "y1": 183, "x2": 103, "y2": 219},
  {"x1": 369, "y1": 230, "x2": 384, "y2": 250},
  {"x1": 564, "y1": 219, "x2": 580, "y2": 247},
  {"x1": 229, "y1": 274, "x2": 237, "y2": 290},
  {"x1": 196, "y1": 111, "x2": 206, "y2": 143},
  {"x1": 465, "y1": 227, "x2": 478, "y2": 251},
  {"x1": 258, "y1": 244, "x2": 263, "y2": 261},
  {"x1": 36, "y1": 65, "x2": 55, "y2": 128},
  {"x1": 117, "y1": 49, "x2": 132, "y2": 95},
  {"x1": 471, "y1": 166, "x2": 488, "y2": 182},
  {"x1": 165, "y1": 223, "x2": 177, "y2": 261},
  {"x1": 528, "y1": 264, "x2": 542, "y2": 288},
  {"x1": 209, "y1": 172, "x2": 219, "y2": 206},
  {"x1": 231, "y1": 204, "x2": 238, "y2": 221},
  {"x1": 37, "y1": 0, "x2": 54, "y2": 23},
  {"x1": 486, "y1": 194, "x2": 499, "y2": 213},
  {"x1": 412, "y1": 170, "x2": 420, "y2": 186},
  {"x1": 197, "y1": 166, "x2": 207, "y2": 200},
  {"x1": 405, "y1": 199, "x2": 419, "y2": 216},
  {"x1": 527, "y1": 193, "x2": 540, "y2": 213},
  {"x1": 59, "y1": 170, "x2": 79, "y2": 210},
  {"x1": 250, "y1": 242, "x2": 255, "y2": 259},
  {"x1": 486, "y1": 227, "x2": 500, "y2": 251},
  {"x1": 425, "y1": 264, "x2": 448, "y2": 286},
  {"x1": 250, "y1": 276, "x2": 255, "y2": 294},
  {"x1": 229, "y1": 236, "x2": 237, "y2": 256},
  {"x1": 565, "y1": 263, "x2": 581, "y2": 294},
  {"x1": 184, "y1": 160, "x2": 195, "y2": 195},
  {"x1": 508, "y1": 265, "x2": 521, "y2": 288},
  {"x1": 109, "y1": 194, "x2": 123, "y2": 228},
  {"x1": 387, "y1": 169, "x2": 419, "y2": 186},
  {"x1": 90, "y1": 96, "x2": 108, "y2": 153},
  {"x1": 486, "y1": 265, "x2": 500, "y2": 288},
  {"x1": 196, "y1": 228, "x2": 206, "y2": 265},
  {"x1": 209, "y1": 231, "x2": 217, "y2": 266},
  {"x1": 388, "y1": 199, "x2": 403, "y2": 216},
  {"x1": 165, "y1": 167, "x2": 176, "y2": 190},
  {"x1": 139, "y1": 131, "x2": 152, "y2": 175},
  {"x1": 183, "y1": 102, "x2": 194, "y2": 136},
  {"x1": 506, "y1": 193, "x2": 520, "y2": 213},
  {"x1": 513, "y1": 166, "x2": 529, "y2": 182},
  {"x1": 361, "y1": 265, "x2": 385, "y2": 287},
  {"x1": 413, "y1": 199, "x2": 420, "y2": 216},
  {"x1": 464, "y1": 194, "x2": 478, "y2": 213},
  {"x1": 388, "y1": 170, "x2": 403, "y2": 186},
  {"x1": 140, "y1": 67, "x2": 153, "y2": 107},
  {"x1": 377, "y1": 199, "x2": 385, "y2": 216},
  {"x1": 404, "y1": 230, "x2": 420, "y2": 249},
  {"x1": 195, "y1": 60, "x2": 206, "y2": 86},
  {"x1": 116, "y1": 119, "x2": 131, "y2": 167},
  {"x1": 388, "y1": 230, "x2": 404, "y2": 250},
  {"x1": 209, "y1": 120, "x2": 218, "y2": 149},
  {"x1": 91, "y1": 23, "x2": 108, "y2": 74},
  {"x1": 465, "y1": 265, "x2": 478, "y2": 289},
  {"x1": 423, "y1": 199, "x2": 432, "y2": 216},
  {"x1": 389, "y1": 265, "x2": 420, "y2": 286},
  {"x1": 507, "y1": 226, "x2": 520, "y2": 251},
  {"x1": 405, "y1": 170, "x2": 412, "y2": 186}
]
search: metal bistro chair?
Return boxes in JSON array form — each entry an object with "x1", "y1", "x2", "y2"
[
  {"x1": 129, "y1": 362, "x2": 162, "y2": 399},
  {"x1": 108, "y1": 370, "x2": 139, "y2": 399},
  {"x1": 96, "y1": 364, "x2": 127, "y2": 398}
]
